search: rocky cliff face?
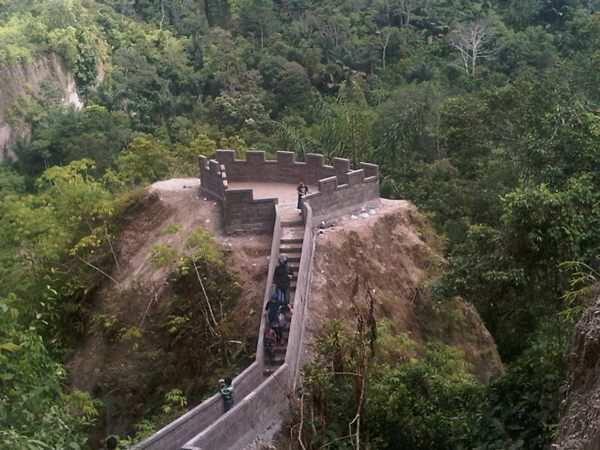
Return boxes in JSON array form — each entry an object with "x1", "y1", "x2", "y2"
[
  {"x1": 0, "y1": 53, "x2": 83, "y2": 160},
  {"x1": 304, "y1": 199, "x2": 504, "y2": 383},
  {"x1": 556, "y1": 289, "x2": 600, "y2": 450}
]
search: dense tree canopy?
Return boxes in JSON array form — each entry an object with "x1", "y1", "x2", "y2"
[{"x1": 1, "y1": 0, "x2": 600, "y2": 447}]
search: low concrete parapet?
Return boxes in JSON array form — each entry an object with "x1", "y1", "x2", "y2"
[
  {"x1": 182, "y1": 364, "x2": 290, "y2": 450},
  {"x1": 132, "y1": 362, "x2": 262, "y2": 450},
  {"x1": 223, "y1": 189, "x2": 277, "y2": 234},
  {"x1": 285, "y1": 203, "x2": 315, "y2": 390},
  {"x1": 256, "y1": 206, "x2": 282, "y2": 365},
  {"x1": 304, "y1": 169, "x2": 379, "y2": 223},
  {"x1": 133, "y1": 211, "x2": 286, "y2": 450}
]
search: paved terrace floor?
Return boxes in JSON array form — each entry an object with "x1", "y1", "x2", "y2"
[{"x1": 228, "y1": 181, "x2": 316, "y2": 221}]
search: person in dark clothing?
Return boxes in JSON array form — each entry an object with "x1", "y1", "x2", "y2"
[
  {"x1": 274, "y1": 255, "x2": 291, "y2": 305},
  {"x1": 265, "y1": 292, "x2": 282, "y2": 343},
  {"x1": 219, "y1": 377, "x2": 234, "y2": 413},
  {"x1": 264, "y1": 326, "x2": 277, "y2": 365},
  {"x1": 105, "y1": 435, "x2": 118, "y2": 450},
  {"x1": 297, "y1": 181, "x2": 309, "y2": 211}
]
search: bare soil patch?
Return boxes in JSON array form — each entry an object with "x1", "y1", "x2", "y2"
[{"x1": 304, "y1": 199, "x2": 503, "y2": 383}]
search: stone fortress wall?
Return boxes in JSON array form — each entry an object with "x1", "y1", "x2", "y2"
[
  {"x1": 134, "y1": 151, "x2": 379, "y2": 450},
  {"x1": 200, "y1": 149, "x2": 380, "y2": 231},
  {"x1": 181, "y1": 203, "x2": 316, "y2": 450}
]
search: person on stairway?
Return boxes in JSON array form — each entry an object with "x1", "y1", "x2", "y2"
[
  {"x1": 274, "y1": 255, "x2": 291, "y2": 306},
  {"x1": 218, "y1": 377, "x2": 234, "y2": 413},
  {"x1": 264, "y1": 326, "x2": 277, "y2": 365},
  {"x1": 297, "y1": 181, "x2": 309, "y2": 212},
  {"x1": 266, "y1": 291, "x2": 283, "y2": 344}
]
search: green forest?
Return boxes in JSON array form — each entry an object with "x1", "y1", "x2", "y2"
[{"x1": 1, "y1": 0, "x2": 600, "y2": 448}]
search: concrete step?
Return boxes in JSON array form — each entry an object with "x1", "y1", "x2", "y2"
[
  {"x1": 272, "y1": 345, "x2": 287, "y2": 355},
  {"x1": 283, "y1": 224, "x2": 304, "y2": 231},
  {"x1": 280, "y1": 227, "x2": 304, "y2": 243},
  {"x1": 263, "y1": 366, "x2": 282, "y2": 377},
  {"x1": 281, "y1": 218, "x2": 304, "y2": 227},
  {"x1": 265, "y1": 354, "x2": 285, "y2": 365},
  {"x1": 263, "y1": 364, "x2": 285, "y2": 376},
  {"x1": 279, "y1": 253, "x2": 300, "y2": 263},
  {"x1": 280, "y1": 243, "x2": 303, "y2": 253},
  {"x1": 280, "y1": 237, "x2": 303, "y2": 246}
]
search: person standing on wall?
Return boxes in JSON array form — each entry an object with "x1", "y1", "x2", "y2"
[
  {"x1": 297, "y1": 181, "x2": 308, "y2": 212},
  {"x1": 274, "y1": 255, "x2": 291, "y2": 306},
  {"x1": 218, "y1": 377, "x2": 234, "y2": 413}
]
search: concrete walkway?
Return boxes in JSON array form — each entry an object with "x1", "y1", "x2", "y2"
[
  {"x1": 228, "y1": 182, "x2": 316, "y2": 204},
  {"x1": 228, "y1": 181, "x2": 313, "y2": 224}
]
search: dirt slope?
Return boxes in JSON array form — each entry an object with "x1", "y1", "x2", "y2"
[
  {"x1": 67, "y1": 179, "x2": 271, "y2": 438},
  {"x1": 304, "y1": 199, "x2": 504, "y2": 383},
  {"x1": 556, "y1": 288, "x2": 600, "y2": 450}
]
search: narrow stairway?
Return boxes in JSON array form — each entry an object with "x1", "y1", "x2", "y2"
[{"x1": 263, "y1": 210, "x2": 304, "y2": 377}]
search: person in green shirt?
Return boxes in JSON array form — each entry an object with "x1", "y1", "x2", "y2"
[{"x1": 218, "y1": 377, "x2": 234, "y2": 413}]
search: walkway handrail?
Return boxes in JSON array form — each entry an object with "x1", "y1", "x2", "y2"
[
  {"x1": 182, "y1": 364, "x2": 290, "y2": 450},
  {"x1": 285, "y1": 202, "x2": 314, "y2": 389},
  {"x1": 132, "y1": 361, "x2": 261, "y2": 450},
  {"x1": 182, "y1": 205, "x2": 314, "y2": 450},
  {"x1": 256, "y1": 205, "x2": 282, "y2": 365}
]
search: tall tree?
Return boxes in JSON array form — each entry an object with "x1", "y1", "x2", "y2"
[{"x1": 449, "y1": 19, "x2": 496, "y2": 77}]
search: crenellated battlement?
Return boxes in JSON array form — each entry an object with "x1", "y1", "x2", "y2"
[
  {"x1": 212, "y1": 149, "x2": 379, "y2": 186},
  {"x1": 199, "y1": 150, "x2": 379, "y2": 232}
]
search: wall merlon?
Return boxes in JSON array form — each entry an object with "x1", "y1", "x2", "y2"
[
  {"x1": 215, "y1": 149, "x2": 236, "y2": 164},
  {"x1": 319, "y1": 176, "x2": 338, "y2": 194},
  {"x1": 347, "y1": 169, "x2": 365, "y2": 186},
  {"x1": 199, "y1": 155, "x2": 226, "y2": 201},
  {"x1": 305, "y1": 153, "x2": 324, "y2": 168},
  {"x1": 333, "y1": 158, "x2": 350, "y2": 185},
  {"x1": 360, "y1": 162, "x2": 379, "y2": 178}
]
